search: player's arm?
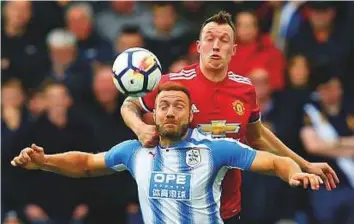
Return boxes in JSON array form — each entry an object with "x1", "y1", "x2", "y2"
[
  {"x1": 250, "y1": 151, "x2": 322, "y2": 190},
  {"x1": 11, "y1": 144, "x2": 112, "y2": 178},
  {"x1": 121, "y1": 96, "x2": 146, "y2": 135},
  {"x1": 121, "y1": 96, "x2": 158, "y2": 147},
  {"x1": 247, "y1": 121, "x2": 339, "y2": 190},
  {"x1": 216, "y1": 140, "x2": 322, "y2": 190}
]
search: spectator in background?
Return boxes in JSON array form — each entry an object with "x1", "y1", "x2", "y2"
[
  {"x1": 27, "y1": 87, "x2": 47, "y2": 120},
  {"x1": 286, "y1": 2, "x2": 352, "y2": 85},
  {"x1": 257, "y1": 0, "x2": 306, "y2": 51},
  {"x1": 229, "y1": 10, "x2": 286, "y2": 91},
  {"x1": 177, "y1": 1, "x2": 223, "y2": 31},
  {"x1": 78, "y1": 65, "x2": 138, "y2": 223},
  {"x1": 46, "y1": 28, "x2": 93, "y2": 103},
  {"x1": 65, "y1": 2, "x2": 114, "y2": 65},
  {"x1": 19, "y1": 81, "x2": 95, "y2": 224},
  {"x1": 241, "y1": 68, "x2": 308, "y2": 223},
  {"x1": 300, "y1": 67, "x2": 354, "y2": 224},
  {"x1": 143, "y1": 2, "x2": 192, "y2": 73},
  {"x1": 1, "y1": 0, "x2": 50, "y2": 90},
  {"x1": 30, "y1": 1, "x2": 68, "y2": 36},
  {"x1": 169, "y1": 56, "x2": 189, "y2": 73},
  {"x1": 95, "y1": 1, "x2": 151, "y2": 44},
  {"x1": 114, "y1": 25, "x2": 145, "y2": 55},
  {"x1": 1, "y1": 79, "x2": 32, "y2": 218},
  {"x1": 286, "y1": 54, "x2": 311, "y2": 90}
]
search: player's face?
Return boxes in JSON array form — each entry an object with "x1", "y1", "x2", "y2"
[
  {"x1": 154, "y1": 91, "x2": 193, "y2": 140},
  {"x1": 198, "y1": 22, "x2": 236, "y2": 71}
]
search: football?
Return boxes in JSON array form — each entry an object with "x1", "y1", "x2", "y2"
[{"x1": 112, "y1": 47, "x2": 162, "y2": 97}]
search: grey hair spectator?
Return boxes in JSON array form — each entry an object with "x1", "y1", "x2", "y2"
[{"x1": 46, "y1": 28, "x2": 77, "y2": 48}]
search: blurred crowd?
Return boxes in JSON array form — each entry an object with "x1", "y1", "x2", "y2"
[{"x1": 1, "y1": 1, "x2": 354, "y2": 224}]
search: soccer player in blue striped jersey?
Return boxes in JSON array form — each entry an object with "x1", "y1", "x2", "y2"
[{"x1": 11, "y1": 82, "x2": 323, "y2": 224}]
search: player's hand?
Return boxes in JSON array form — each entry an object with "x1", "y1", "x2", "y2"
[
  {"x1": 303, "y1": 162, "x2": 339, "y2": 191},
  {"x1": 11, "y1": 144, "x2": 46, "y2": 170},
  {"x1": 289, "y1": 173, "x2": 323, "y2": 190},
  {"x1": 137, "y1": 124, "x2": 159, "y2": 148}
]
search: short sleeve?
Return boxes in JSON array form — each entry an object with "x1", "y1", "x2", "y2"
[
  {"x1": 248, "y1": 86, "x2": 261, "y2": 123},
  {"x1": 139, "y1": 74, "x2": 170, "y2": 112},
  {"x1": 104, "y1": 140, "x2": 141, "y2": 172},
  {"x1": 211, "y1": 139, "x2": 257, "y2": 171}
]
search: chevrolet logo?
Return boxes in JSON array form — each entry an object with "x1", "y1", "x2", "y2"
[{"x1": 197, "y1": 120, "x2": 240, "y2": 138}]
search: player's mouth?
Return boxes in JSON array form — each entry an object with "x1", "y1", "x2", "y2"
[{"x1": 210, "y1": 54, "x2": 221, "y2": 60}]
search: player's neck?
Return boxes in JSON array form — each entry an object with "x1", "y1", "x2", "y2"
[
  {"x1": 200, "y1": 64, "x2": 228, "y2": 83},
  {"x1": 159, "y1": 130, "x2": 189, "y2": 148}
]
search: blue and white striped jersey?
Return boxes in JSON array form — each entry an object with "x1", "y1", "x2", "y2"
[{"x1": 105, "y1": 128, "x2": 256, "y2": 224}]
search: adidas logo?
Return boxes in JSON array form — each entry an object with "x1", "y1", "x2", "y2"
[{"x1": 191, "y1": 104, "x2": 199, "y2": 113}]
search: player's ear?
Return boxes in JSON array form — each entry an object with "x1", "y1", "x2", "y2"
[
  {"x1": 232, "y1": 43, "x2": 237, "y2": 56},
  {"x1": 196, "y1": 40, "x2": 201, "y2": 54},
  {"x1": 153, "y1": 109, "x2": 156, "y2": 123},
  {"x1": 189, "y1": 108, "x2": 193, "y2": 123}
]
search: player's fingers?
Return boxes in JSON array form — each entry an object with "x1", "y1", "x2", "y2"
[
  {"x1": 290, "y1": 179, "x2": 301, "y2": 187},
  {"x1": 12, "y1": 156, "x2": 24, "y2": 166},
  {"x1": 11, "y1": 160, "x2": 17, "y2": 167},
  {"x1": 317, "y1": 176, "x2": 324, "y2": 185},
  {"x1": 31, "y1": 143, "x2": 44, "y2": 152},
  {"x1": 302, "y1": 176, "x2": 309, "y2": 189},
  {"x1": 21, "y1": 149, "x2": 33, "y2": 161},
  {"x1": 326, "y1": 165, "x2": 340, "y2": 184},
  {"x1": 327, "y1": 172, "x2": 337, "y2": 189},
  {"x1": 309, "y1": 175, "x2": 319, "y2": 190}
]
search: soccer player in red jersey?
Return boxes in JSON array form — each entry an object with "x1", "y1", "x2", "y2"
[{"x1": 121, "y1": 11, "x2": 339, "y2": 223}]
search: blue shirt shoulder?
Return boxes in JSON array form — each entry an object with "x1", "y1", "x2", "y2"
[
  {"x1": 190, "y1": 130, "x2": 256, "y2": 170},
  {"x1": 104, "y1": 140, "x2": 142, "y2": 172}
]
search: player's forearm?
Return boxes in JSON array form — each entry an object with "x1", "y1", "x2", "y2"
[
  {"x1": 120, "y1": 97, "x2": 146, "y2": 135},
  {"x1": 41, "y1": 152, "x2": 93, "y2": 178},
  {"x1": 273, "y1": 156, "x2": 302, "y2": 183},
  {"x1": 259, "y1": 126, "x2": 310, "y2": 170}
]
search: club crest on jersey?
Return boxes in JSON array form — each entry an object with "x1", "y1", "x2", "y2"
[
  {"x1": 232, "y1": 100, "x2": 245, "y2": 116},
  {"x1": 198, "y1": 120, "x2": 241, "y2": 138},
  {"x1": 186, "y1": 149, "x2": 201, "y2": 167}
]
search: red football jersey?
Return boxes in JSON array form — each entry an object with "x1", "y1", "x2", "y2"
[{"x1": 140, "y1": 64, "x2": 260, "y2": 219}]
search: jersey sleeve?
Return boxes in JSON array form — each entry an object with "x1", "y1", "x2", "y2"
[
  {"x1": 248, "y1": 86, "x2": 261, "y2": 123},
  {"x1": 104, "y1": 140, "x2": 141, "y2": 172},
  {"x1": 139, "y1": 74, "x2": 170, "y2": 112},
  {"x1": 212, "y1": 139, "x2": 257, "y2": 171}
]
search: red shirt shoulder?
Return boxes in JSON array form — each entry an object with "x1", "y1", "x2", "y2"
[{"x1": 140, "y1": 64, "x2": 199, "y2": 112}]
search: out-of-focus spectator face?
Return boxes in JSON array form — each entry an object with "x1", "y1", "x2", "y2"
[
  {"x1": 288, "y1": 55, "x2": 310, "y2": 87},
  {"x1": 1, "y1": 80, "x2": 25, "y2": 109},
  {"x1": 44, "y1": 84, "x2": 72, "y2": 111},
  {"x1": 317, "y1": 78, "x2": 342, "y2": 106},
  {"x1": 111, "y1": 1, "x2": 135, "y2": 15},
  {"x1": 28, "y1": 91, "x2": 47, "y2": 117},
  {"x1": 93, "y1": 66, "x2": 118, "y2": 105},
  {"x1": 235, "y1": 12, "x2": 258, "y2": 44},
  {"x1": 47, "y1": 29, "x2": 77, "y2": 67},
  {"x1": 249, "y1": 68, "x2": 271, "y2": 101},
  {"x1": 66, "y1": 7, "x2": 92, "y2": 40},
  {"x1": 198, "y1": 22, "x2": 236, "y2": 71},
  {"x1": 169, "y1": 58, "x2": 189, "y2": 73},
  {"x1": 308, "y1": 8, "x2": 336, "y2": 31},
  {"x1": 4, "y1": 1, "x2": 32, "y2": 29},
  {"x1": 183, "y1": 1, "x2": 203, "y2": 12},
  {"x1": 153, "y1": 4, "x2": 177, "y2": 33},
  {"x1": 115, "y1": 33, "x2": 144, "y2": 53},
  {"x1": 49, "y1": 45, "x2": 76, "y2": 66}
]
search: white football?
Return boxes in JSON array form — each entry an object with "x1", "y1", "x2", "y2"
[{"x1": 112, "y1": 47, "x2": 162, "y2": 97}]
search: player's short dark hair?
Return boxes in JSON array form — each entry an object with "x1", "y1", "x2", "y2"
[
  {"x1": 157, "y1": 81, "x2": 192, "y2": 108},
  {"x1": 200, "y1": 11, "x2": 236, "y2": 41}
]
